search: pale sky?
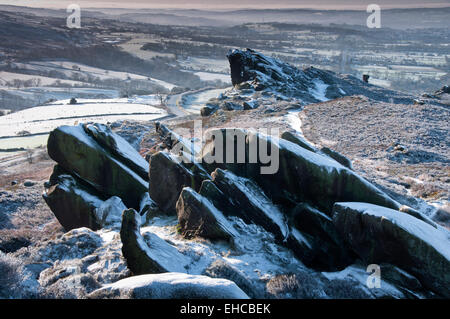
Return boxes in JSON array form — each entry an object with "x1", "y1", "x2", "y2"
[{"x1": 1, "y1": 0, "x2": 449, "y2": 10}]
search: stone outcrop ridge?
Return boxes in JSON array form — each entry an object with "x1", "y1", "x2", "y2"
[{"x1": 44, "y1": 123, "x2": 149, "y2": 231}]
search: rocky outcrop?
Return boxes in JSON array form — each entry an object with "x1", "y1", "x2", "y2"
[
  {"x1": 43, "y1": 169, "x2": 103, "y2": 231},
  {"x1": 149, "y1": 151, "x2": 209, "y2": 214},
  {"x1": 88, "y1": 272, "x2": 249, "y2": 299},
  {"x1": 44, "y1": 165, "x2": 134, "y2": 232},
  {"x1": 225, "y1": 48, "x2": 415, "y2": 107},
  {"x1": 37, "y1": 48, "x2": 446, "y2": 299},
  {"x1": 43, "y1": 122, "x2": 155, "y2": 232},
  {"x1": 319, "y1": 147, "x2": 353, "y2": 170},
  {"x1": 84, "y1": 123, "x2": 149, "y2": 181},
  {"x1": 120, "y1": 209, "x2": 169, "y2": 275},
  {"x1": 333, "y1": 202, "x2": 450, "y2": 297},
  {"x1": 289, "y1": 203, "x2": 354, "y2": 270},
  {"x1": 201, "y1": 128, "x2": 400, "y2": 215},
  {"x1": 211, "y1": 168, "x2": 289, "y2": 241},
  {"x1": 176, "y1": 187, "x2": 236, "y2": 241},
  {"x1": 47, "y1": 124, "x2": 148, "y2": 210},
  {"x1": 281, "y1": 131, "x2": 353, "y2": 169},
  {"x1": 280, "y1": 131, "x2": 317, "y2": 152},
  {"x1": 120, "y1": 208, "x2": 191, "y2": 276}
]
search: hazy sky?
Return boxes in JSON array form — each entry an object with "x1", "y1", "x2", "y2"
[{"x1": 1, "y1": 0, "x2": 449, "y2": 10}]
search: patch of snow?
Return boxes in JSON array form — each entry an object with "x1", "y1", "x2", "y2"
[
  {"x1": 139, "y1": 231, "x2": 191, "y2": 273},
  {"x1": 95, "y1": 196, "x2": 127, "y2": 230},
  {"x1": 0, "y1": 101, "x2": 167, "y2": 137},
  {"x1": 308, "y1": 78, "x2": 329, "y2": 102},
  {"x1": 284, "y1": 109, "x2": 320, "y2": 150},
  {"x1": 141, "y1": 214, "x2": 304, "y2": 283},
  {"x1": 285, "y1": 109, "x2": 303, "y2": 133}
]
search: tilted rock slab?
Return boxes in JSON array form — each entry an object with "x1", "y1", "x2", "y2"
[
  {"x1": 149, "y1": 151, "x2": 209, "y2": 214},
  {"x1": 333, "y1": 202, "x2": 450, "y2": 297},
  {"x1": 176, "y1": 187, "x2": 237, "y2": 241},
  {"x1": 211, "y1": 168, "x2": 289, "y2": 242},
  {"x1": 84, "y1": 123, "x2": 149, "y2": 181},
  {"x1": 201, "y1": 128, "x2": 400, "y2": 215},
  {"x1": 47, "y1": 124, "x2": 148, "y2": 209},
  {"x1": 289, "y1": 203, "x2": 355, "y2": 270},
  {"x1": 43, "y1": 170, "x2": 103, "y2": 231},
  {"x1": 120, "y1": 208, "x2": 188, "y2": 275}
]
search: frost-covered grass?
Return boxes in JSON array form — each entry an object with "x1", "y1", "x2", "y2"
[
  {"x1": 266, "y1": 273, "x2": 326, "y2": 299},
  {"x1": 0, "y1": 252, "x2": 26, "y2": 298}
]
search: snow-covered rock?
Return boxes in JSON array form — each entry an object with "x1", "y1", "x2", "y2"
[
  {"x1": 95, "y1": 196, "x2": 127, "y2": 230},
  {"x1": 149, "y1": 151, "x2": 209, "y2": 214},
  {"x1": 333, "y1": 202, "x2": 450, "y2": 297},
  {"x1": 120, "y1": 208, "x2": 189, "y2": 275},
  {"x1": 88, "y1": 272, "x2": 249, "y2": 299},
  {"x1": 281, "y1": 130, "x2": 317, "y2": 153},
  {"x1": 47, "y1": 124, "x2": 148, "y2": 209},
  {"x1": 201, "y1": 128, "x2": 400, "y2": 215},
  {"x1": 176, "y1": 187, "x2": 237, "y2": 241},
  {"x1": 225, "y1": 48, "x2": 415, "y2": 108},
  {"x1": 211, "y1": 168, "x2": 289, "y2": 242},
  {"x1": 43, "y1": 168, "x2": 104, "y2": 231},
  {"x1": 84, "y1": 123, "x2": 149, "y2": 181}
]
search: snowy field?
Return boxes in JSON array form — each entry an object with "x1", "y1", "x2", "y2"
[
  {"x1": 0, "y1": 95, "x2": 168, "y2": 156},
  {"x1": 0, "y1": 71, "x2": 85, "y2": 87},
  {"x1": 3, "y1": 87, "x2": 120, "y2": 102},
  {"x1": 9, "y1": 61, "x2": 176, "y2": 90},
  {"x1": 194, "y1": 72, "x2": 230, "y2": 83},
  {"x1": 178, "y1": 57, "x2": 229, "y2": 74}
]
